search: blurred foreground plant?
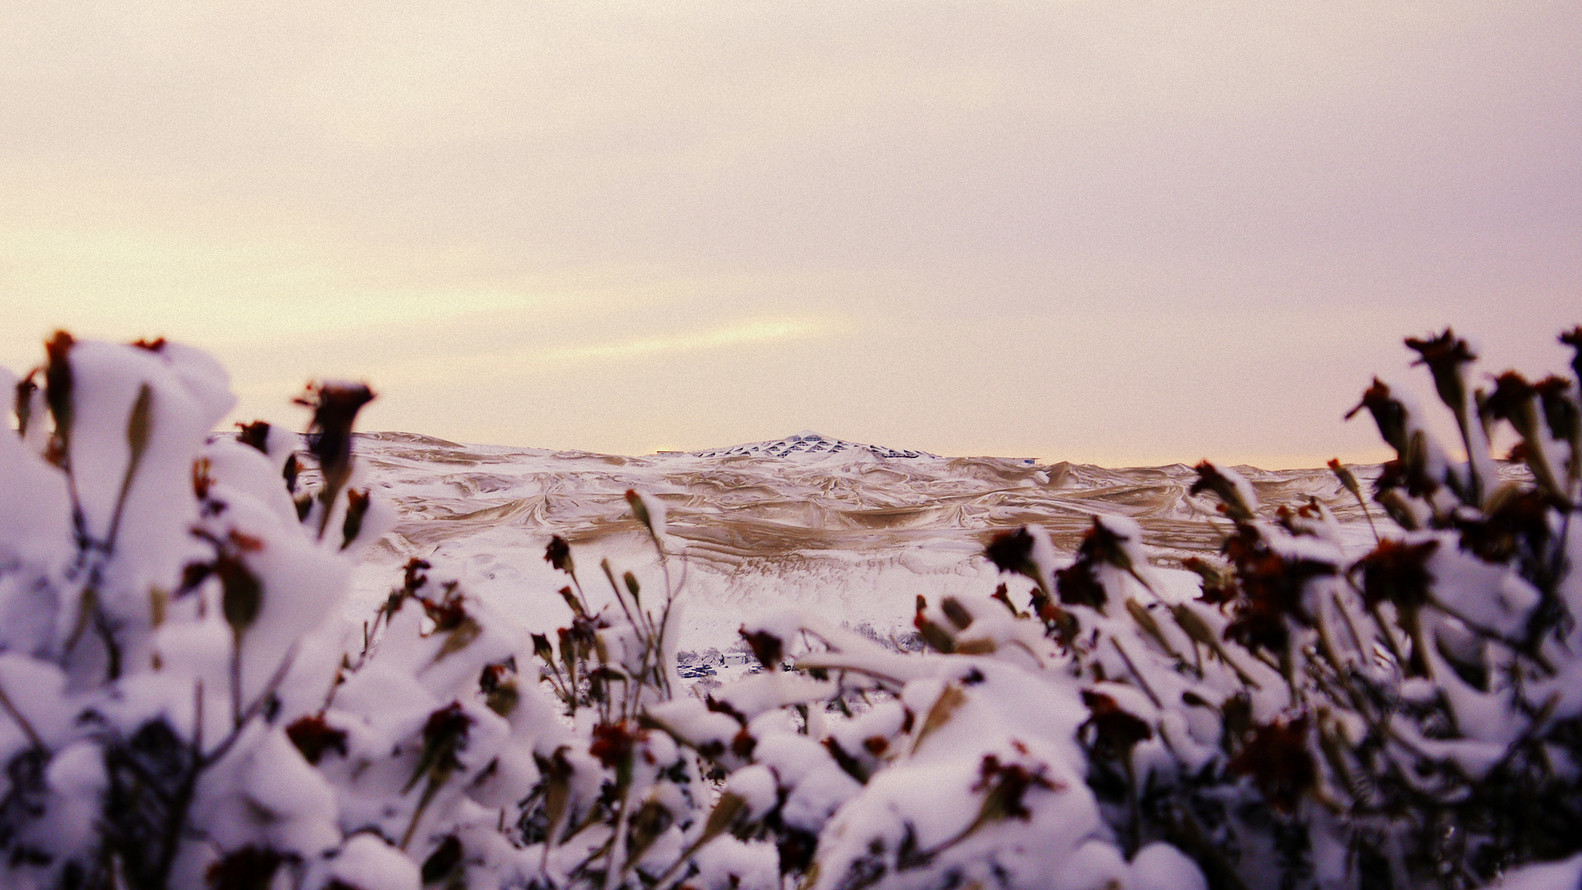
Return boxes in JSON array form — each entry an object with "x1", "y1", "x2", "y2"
[
  {"x1": 0, "y1": 336, "x2": 564, "y2": 889},
  {"x1": 676, "y1": 326, "x2": 1582, "y2": 890},
  {"x1": 954, "y1": 326, "x2": 1582, "y2": 890},
  {"x1": 5, "y1": 324, "x2": 1579, "y2": 890}
]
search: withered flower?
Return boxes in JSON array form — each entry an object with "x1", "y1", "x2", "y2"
[
  {"x1": 1561, "y1": 326, "x2": 1582, "y2": 385},
  {"x1": 627, "y1": 800, "x2": 676, "y2": 865},
  {"x1": 285, "y1": 715, "x2": 349, "y2": 765},
  {"x1": 913, "y1": 611, "x2": 956, "y2": 654},
  {"x1": 1350, "y1": 538, "x2": 1438, "y2": 610},
  {"x1": 1184, "y1": 556, "x2": 1235, "y2": 606},
  {"x1": 340, "y1": 488, "x2": 371, "y2": 550},
  {"x1": 1055, "y1": 517, "x2": 1147, "y2": 611},
  {"x1": 940, "y1": 596, "x2": 974, "y2": 630},
  {"x1": 192, "y1": 457, "x2": 214, "y2": 501},
  {"x1": 479, "y1": 662, "x2": 519, "y2": 716},
  {"x1": 740, "y1": 628, "x2": 784, "y2": 671},
  {"x1": 625, "y1": 489, "x2": 657, "y2": 534},
  {"x1": 731, "y1": 727, "x2": 757, "y2": 759},
  {"x1": 989, "y1": 583, "x2": 1018, "y2": 615},
  {"x1": 176, "y1": 560, "x2": 213, "y2": 598},
  {"x1": 1055, "y1": 560, "x2": 1106, "y2": 611},
  {"x1": 1219, "y1": 526, "x2": 1334, "y2": 656},
  {"x1": 295, "y1": 381, "x2": 375, "y2": 520},
  {"x1": 1327, "y1": 458, "x2": 1361, "y2": 498},
  {"x1": 1079, "y1": 690, "x2": 1153, "y2": 761},
  {"x1": 1455, "y1": 488, "x2": 1551, "y2": 564},
  {"x1": 973, "y1": 754, "x2": 1057, "y2": 822},
  {"x1": 1224, "y1": 603, "x2": 1288, "y2": 656},
  {"x1": 1484, "y1": 371, "x2": 1538, "y2": 425},
  {"x1": 1373, "y1": 458, "x2": 1439, "y2": 501},
  {"x1": 1227, "y1": 716, "x2": 1316, "y2": 814},
  {"x1": 1081, "y1": 518, "x2": 1138, "y2": 569},
  {"x1": 402, "y1": 557, "x2": 431, "y2": 594},
  {"x1": 531, "y1": 632, "x2": 554, "y2": 663},
  {"x1": 1535, "y1": 376, "x2": 1579, "y2": 447},
  {"x1": 544, "y1": 535, "x2": 574, "y2": 574},
  {"x1": 589, "y1": 720, "x2": 638, "y2": 769},
  {"x1": 822, "y1": 737, "x2": 867, "y2": 783},
  {"x1": 421, "y1": 581, "x2": 469, "y2": 632},
  {"x1": 13, "y1": 374, "x2": 38, "y2": 439},
  {"x1": 420, "y1": 836, "x2": 463, "y2": 886},
  {"x1": 558, "y1": 586, "x2": 586, "y2": 618},
  {"x1": 205, "y1": 846, "x2": 286, "y2": 890},
  {"x1": 1191, "y1": 462, "x2": 1257, "y2": 522},
  {"x1": 217, "y1": 552, "x2": 263, "y2": 636},
  {"x1": 405, "y1": 702, "x2": 473, "y2": 793},
  {"x1": 1346, "y1": 378, "x2": 1409, "y2": 456},
  {"x1": 984, "y1": 527, "x2": 1037, "y2": 577},
  {"x1": 234, "y1": 420, "x2": 271, "y2": 453},
  {"x1": 43, "y1": 330, "x2": 75, "y2": 446},
  {"x1": 1485, "y1": 371, "x2": 1566, "y2": 496},
  {"x1": 1405, "y1": 329, "x2": 1476, "y2": 413}
]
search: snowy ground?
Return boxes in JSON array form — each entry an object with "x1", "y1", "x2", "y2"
[{"x1": 346, "y1": 431, "x2": 1380, "y2": 653}]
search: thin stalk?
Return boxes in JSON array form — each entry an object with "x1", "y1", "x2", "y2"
[
  {"x1": 0, "y1": 678, "x2": 45, "y2": 749},
  {"x1": 602, "y1": 778, "x2": 634, "y2": 890},
  {"x1": 1110, "y1": 638, "x2": 1163, "y2": 711},
  {"x1": 399, "y1": 775, "x2": 444, "y2": 851},
  {"x1": 151, "y1": 682, "x2": 205, "y2": 890},
  {"x1": 1365, "y1": 601, "x2": 1410, "y2": 671},
  {"x1": 202, "y1": 645, "x2": 298, "y2": 768},
  {"x1": 230, "y1": 631, "x2": 244, "y2": 728}
]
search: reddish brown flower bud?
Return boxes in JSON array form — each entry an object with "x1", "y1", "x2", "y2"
[
  {"x1": 1405, "y1": 329, "x2": 1475, "y2": 413},
  {"x1": 205, "y1": 846, "x2": 286, "y2": 890},
  {"x1": 1079, "y1": 690, "x2": 1154, "y2": 761},
  {"x1": 295, "y1": 380, "x2": 375, "y2": 497},
  {"x1": 740, "y1": 628, "x2": 784, "y2": 671},
  {"x1": 1228, "y1": 716, "x2": 1316, "y2": 813},
  {"x1": 1190, "y1": 462, "x2": 1256, "y2": 522},
  {"x1": 544, "y1": 535, "x2": 574, "y2": 574},
  {"x1": 43, "y1": 330, "x2": 75, "y2": 445},
  {"x1": 973, "y1": 754, "x2": 1056, "y2": 822},
  {"x1": 1350, "y1": 538, "x2": 1438, "y2": 609},
  {"x1": 1346, "y1": 378, "x2": 1409, "y2": 455},
  {"x1": 984, "y1": 527, "x2": 1037, "y2": 577},
  {"x1": 589, "y1": 720, "x2": 638, "y2": 769},
  {"x1": 286, "y1": 715, "x2": 349, "y2": 765}
]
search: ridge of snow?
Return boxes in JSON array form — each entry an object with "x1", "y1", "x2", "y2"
[{"x1": 692, "y1": 431, "x2": 938, "y2": 461}]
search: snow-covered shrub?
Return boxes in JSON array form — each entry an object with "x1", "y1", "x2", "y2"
[
  {"x1": 689, "y1": 327, "x2": 1582, "y2": 890},
  {"x1": 0, "y1": 334, "x2": 560, "y2": 889},
  {"x1": 1114, "y1": 328, "x2": 1582, "y2": 890},
  {"x1": 505, "y1": 503, "x2": 785, "y2": 890},
  {"x1": 713, "y1": 529, "x2": 1214, "y2": 890},
  {"x1": 7, "y1": 325, "x2": 1578, "y2": 890},
  {"x1": 963, "y1": 328, "x2": 1582, "y2": 889}
]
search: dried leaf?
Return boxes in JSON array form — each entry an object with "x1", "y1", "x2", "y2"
[{"x1": 913, "y1": 683, "x2": 967, "y2": 751}]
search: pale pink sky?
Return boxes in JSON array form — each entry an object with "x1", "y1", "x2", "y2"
[{"x1": 2, "y1": 3, "x2": 1578, "y2": 467}]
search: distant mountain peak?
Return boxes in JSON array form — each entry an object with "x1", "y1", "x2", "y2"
[{"x1": 692, "y1": 431, "x2": 936, "y2": 460}]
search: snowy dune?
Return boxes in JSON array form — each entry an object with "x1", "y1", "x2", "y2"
[{"x1": 348, "y1": 431, "x2": 1397, "y2": 650}]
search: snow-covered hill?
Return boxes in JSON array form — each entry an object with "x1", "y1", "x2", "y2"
[
  {"x1": 691, "y1": 430, "x2": 939, "y2": 460},
  {"x1": 347, "y1": 432, "x2": 1381, "y2": 649}
]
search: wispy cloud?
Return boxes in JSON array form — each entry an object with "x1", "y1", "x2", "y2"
[
  {"x1": 540, "y1": 317, "x2": 832, "y2": 365},
  {"x1": 2, "y1": 3, "x2": 1577, "y2": 463}
]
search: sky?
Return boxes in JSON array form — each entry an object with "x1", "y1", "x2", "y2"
[{"x1": 1, "y1": 2, "x2": 1578, "y2": 467}]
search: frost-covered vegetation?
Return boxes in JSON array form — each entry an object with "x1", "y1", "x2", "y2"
[{"x1": 1, "y1": 327, "x2": 1580, "y2": 889}]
